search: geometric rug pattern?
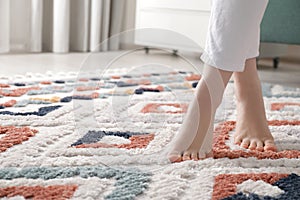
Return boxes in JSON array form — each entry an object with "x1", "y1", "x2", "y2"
[{"x1": 0, "y1": 69, "x2": 299, "y2": 199}]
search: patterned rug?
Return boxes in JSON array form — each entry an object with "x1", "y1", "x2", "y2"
[{"x1": 0, "y1": 69, "x2": 299, "y2": 200}]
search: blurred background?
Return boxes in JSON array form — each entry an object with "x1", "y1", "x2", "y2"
[{"x1": 0, "y1": 0, "x2": 299, "y2": 86}]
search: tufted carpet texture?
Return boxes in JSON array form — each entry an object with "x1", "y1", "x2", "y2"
[{"x1": 0, "y1": 68, "x2": 299, "y2": 200}]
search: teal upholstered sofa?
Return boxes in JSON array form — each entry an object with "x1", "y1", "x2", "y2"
[{"x1": 260, "y1": 0, "x2": 300, "y2": 68}]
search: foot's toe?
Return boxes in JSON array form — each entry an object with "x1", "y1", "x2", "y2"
[
  {"x1": 182, "y1": 152, "x2": 192, "y2": 161},
  {"x1": 234, "y1": 135, "x2": 243, "y2": 145},
  {"x1": 191, "y1": 152, "x2": 199, "y2": 161},
  {"x1": 256, "y1": 141, "x2": 264, "y2": 152},
  {"x1": 198, "y1": 152, "x2": 207, "y2": 159},
  {"x1": 249, "y1": 140, "x2": 257, "y2": 150},
  {"x1": 264, "y1": 140, "x2": 277, "y2": 152},
  {"x1": 168, "y1": 154, "x2": 182, "y2": 163},
  {"x1": 241, "y1": 139, "x2": 250, "y2": 149}
]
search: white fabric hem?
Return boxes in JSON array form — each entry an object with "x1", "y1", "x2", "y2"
[{"x1": 200, "y1": 52, "x2": 245, "y2": 72}]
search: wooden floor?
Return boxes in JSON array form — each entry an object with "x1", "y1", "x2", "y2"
[{"x1": 0, "y1": 50, "x2": 299, "y2": 88}]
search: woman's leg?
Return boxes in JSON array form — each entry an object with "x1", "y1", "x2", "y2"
[
  {"x1": 168, "y1": 65, "x2": 232, "y2": 162},
  {"x1": 233, "y1": 58, "x2": 276, "y2": 151}
]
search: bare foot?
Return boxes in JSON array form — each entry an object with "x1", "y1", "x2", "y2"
[
  {"x1": 234, "y1": 102, "x2": 277, "y2": 152},
  {"x1": 233, "y1": 58, "x2": 277, "y2": 152},
  {"x1": 167, "y1": 103, "x2": 215, "y2": 162},
  {"x1": 180, "y1": 123, "x2": 215, "y2": 162},
  {"x1": 168, "y1": 66, "x2": 232, "y2": 162}
]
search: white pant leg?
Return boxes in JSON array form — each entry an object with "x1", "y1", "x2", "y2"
[{"x1": 201, "y1": 0, "x2": 269, "y2": 72}]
